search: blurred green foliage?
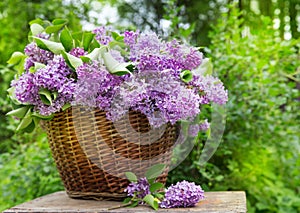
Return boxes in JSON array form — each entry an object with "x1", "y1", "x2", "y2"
[
  {"x1": 169, "y1": 5, "x2": 300, "y2": 213},
  {"x1": 0, "y1": 131, "x2": 63, "y2": 211},
  {"x1": 1, "y1": 0, "x2": 300, "y2": 212}
]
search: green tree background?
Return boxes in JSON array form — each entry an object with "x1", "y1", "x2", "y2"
[{"x1": 0, "y1": 0, "x2": 299, "y2": 212}]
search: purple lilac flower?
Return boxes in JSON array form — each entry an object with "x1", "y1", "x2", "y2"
[
  {"x1": 160, "y1": 181, "x2": 205, "y2": 208},
  {"x1": 124, "y1": 31, "x2": 203, "y2": 76},
  {"x1": 188, "y1": 119, "x2": 210, "y2": 137},
  {"x1": 124, "y1": 177, "x2": 150, "y2": 199},
  {"x1": 199, "y1": 119, "x2": 210, "y2": 131},
  {"x1": 110, "y1": 49, "x2": 125, "y2": 62},
  {"x1": 12, "y1": 55, "x2": 75, "y2": 115},
  {"x1": 69, "y1": 47, "x2": 87, "y2": 57},
  {"x1": 124, "y1": 30, "x2": 139, "y2": 48},
  {"x1": 35, "y1": 55, "x2": 73, "y2": 91},
  {"x1": 165, "y1": 40, "x2": 203, "y2": 71},
  {"x1": 73, "y1": 60, "x2": 124, "y2": 110},
  {"x1": 129, "y1": 32, "x2": 162, "y2": 62},
  {"x1": 11, "y1": 72, "x2": 39, "y2": 104},
  {"x1": 190, "y1": 75, "x2": 228, "y2": 105},
  {"x1": 109, "y1": 71, "x2": 200, "y2": 127},
  {"x1": 34, "y1": 56, "x2": 75, "y2": 115},
  {"x1": 24, "y1": 42, "x2": 54, "y2": 71},
  {"x1": 92, "y1": 26, "x2": 112, "y2": 45},
  {"x1": 188, "y1": 124, "x2": 200, "y2": 137}
]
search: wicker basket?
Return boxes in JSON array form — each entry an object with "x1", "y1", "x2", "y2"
[{"x1": 44, "y1": 106, "x2": 176, "y2": 200}]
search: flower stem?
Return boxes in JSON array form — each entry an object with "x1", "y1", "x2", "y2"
[{"x1": 107, "y1": 202, "x2": 132, "y2": 210}]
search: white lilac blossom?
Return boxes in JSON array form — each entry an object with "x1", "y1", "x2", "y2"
[{"x1": 160, "y1": 181, "x2": 205, "y2": 208}]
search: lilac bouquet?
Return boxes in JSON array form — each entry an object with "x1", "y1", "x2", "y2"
[
  {"x1": 7, "y1": 19, "x2": 227, "y2": 133},
  {"x1": 109, "y1": 164, "x2": 205, "y2": 210}
]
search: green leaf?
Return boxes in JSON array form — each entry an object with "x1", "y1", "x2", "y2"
[
  {"x1": 29, "y1": 18, "x2": 44, "y2": 26},
  {"x1": 111, "y1": 71, "x2": 131, "y2": 76},
  {"x1": 23, "y1": 120, "x2": 36, "y2": 133},
  {"x1": 129, "y1": 200, "x2": 139, "y2": 207},
  {"x1": 72, "y1": 32, "x2": 83, "y2": 46},
  {"x1": 61, "y1": 51, "x2": 83, "y2": 69},
  {"x1": 145, "y1": 164, "x2": 166, "y2": 180},
  {"x1": 125, "y1": 172, "x2": 137, "y2": 182},
  {"x1": 62, "y1": 103, "x2": 71, "y2": 111},
  {"x1": 150, "y1": 182, "x2": 164, "y2": 193},
  {"x1": 143, "y1": 194, "x2": 158, "y2": 210},
  {"x1": 154, "y1": 192, "x2": 165, "y2": 199},
  {"x1": 34, "y1": 37, "x2": 65, "y2": 54},
  {"x1": 89, "y1": 38, "x2": 101, "y2": 51},
  {"x1": 45, "y1": 24, "x2": 65, "y2": 34},
  {"x1": 33, "y1": 62, "x2": 46, "y2": 72},
  {"x1": 123, "y1": 197, "x2": 131, "y2": 204},
  {"x1": 6, "y1": 106, "x2": 31, "y2": 118},
  {"x1": 86, "y1": 47, "x2": 106, "y2": 61},
  {"x1": 83, "y1": 32, "x2": 95, "y2": 51},
  {"x1": 31, "y1": 112, "x2": 54, "y2": 120},
  {"x1": 192, "y1": 58, "x2": 213, "y2": 76},
  {"x1": 80, "y1": 56, "x2": 91, "y2": 63},
  {"x1": 16, "y1": 110, "x2": 33, "y2": 132},
  {"x1": 30, "y1": 23, "x2": 44, "y2": 36},
  {"x1": 180, "y1": 70, "x2": 193, "y2": 83},
  {"x1": 60, "y1": 27, "x2": 73, "y2": 52},
  {"x1": 111, "y1": 32, "x2": 124, "y2": 42},
  {"x1": 38, "y1": 88, "x2": 53, "y2": 105},
  {"x1": 7, "y1": 52, "x2": 25, "y2": 65},
  {"x1": 102, "y1": 51, "x2": 131, "y2": 75},
  {"x1": 52, "y1": 19, "x2": 68, "y2": 25}
]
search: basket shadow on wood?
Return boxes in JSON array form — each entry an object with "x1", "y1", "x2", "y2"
[{"x1": 45, "y1": 106, "x2": 176, "y2": 200}]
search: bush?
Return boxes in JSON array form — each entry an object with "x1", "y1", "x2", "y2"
[
  {"x1": 169, "y1": 5, "x2": 300, "y2": 213},
  {"x1": 0, "y1": 130, "x2": 63, "y2": 211}
]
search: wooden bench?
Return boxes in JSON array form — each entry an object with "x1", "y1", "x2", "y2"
[{"x1": 4, "y1": 191, "x2": 246, "y2": 212}]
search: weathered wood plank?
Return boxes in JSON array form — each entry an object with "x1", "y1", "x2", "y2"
[{"x1": 4, "y1": 191, "x2": 247, "y2": 213}]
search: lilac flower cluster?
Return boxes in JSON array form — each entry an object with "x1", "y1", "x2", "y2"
[
  {"x1": 73, "y1": 60, "x2": 124, "y2": 111},
  {"x1": 24, "y1": 42, "x2": 54, "y2": 71},
  {"x1": 11, "y1": 26, "x2": 228, "y2": 128},
  {"x1": 92, "y1": 26, "x2": 112, "y2": 45},
  {"x1": 12, "y1": 55, "x2": 75, "y2": 115},
  {"x1": 188, "y1": 119, "x2": 211, "y2": 137},
  {"x1": 124, "y1": 31, "x2": 203, "y2": 75},
  {"x1": 189, "y1": 75, "x2": 228, "y2": 105},
  {"x1": 124, "y1": 177, "x2": 150, "y2": 199},
  {"x1": 108, "y1": 71, "x2": 200, "y2": 127},
  {"x1": 159, "y1": 181, "x2": 205, "y2": 208}
]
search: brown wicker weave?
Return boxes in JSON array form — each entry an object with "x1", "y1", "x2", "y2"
[{"x1": 44, "y1": 106, "x2": 176, "y2": 200}]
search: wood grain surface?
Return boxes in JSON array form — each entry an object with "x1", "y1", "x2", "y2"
[{"x1": 4, "y1": 191, "x2": 247, "y2": 213}]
